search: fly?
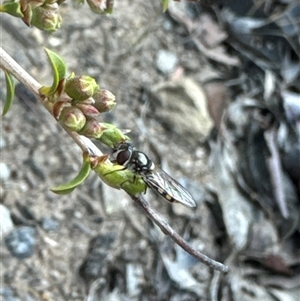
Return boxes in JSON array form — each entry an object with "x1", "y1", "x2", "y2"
[{"x1": 112, "y1": 142, "x2": 196, "y2": 208}]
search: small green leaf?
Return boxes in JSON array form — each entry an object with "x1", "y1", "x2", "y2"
[
  {"x1": 92, "y1": 155, "x2": 147, "y2": 196},
  {"x1": 39, "y1": 48, "x2": 66, "y2": 97},
  {"x1": 162, "y1": 0, "x2": 169, "y2": 12},
  {"x1": 2, "y1": 71, "x2": 15, "y2": 116},
  {"x1": 51, "y1": 152, "x2": 91, "y2": 194},
  {"x1": 0, "y1": 2, "x2": 24, "y2": 17}
]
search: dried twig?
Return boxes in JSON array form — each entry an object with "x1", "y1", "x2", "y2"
[
  {"x1": 132, "y1": 195, "x2": 229, "y2": 273},
  {"x1": 264, "y1": 126, "x2": 289, "y2": 218}
]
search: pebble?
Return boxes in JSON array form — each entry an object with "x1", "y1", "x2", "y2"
[
  {"x1": 4, "y1": 226, "x2": 37, "y2": 259},
  {"x1": 126, "y1": 263, "x2": 143, "y2": 297},
  {"x1": 0, "y1": 205, "x2": 14, "y2": 237},
  {"x1": 0, "y1": 162, "x2": 11, "y2": 181},
  {"x1": 0, "y1": 137, "x2": 6, "y2": 149},
  {"x1": 0, "y1": 287, "x2": 21, "y2": 301},
  {"x1": 156, "y1": 50, "x2": 178, "y2": 74},
  {"x1": 40, "y1": 217, "x2": 59, "y2": 232}
]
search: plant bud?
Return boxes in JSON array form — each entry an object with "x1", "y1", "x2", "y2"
[
  {"x1": 86, "y1": 0, "x2": 114, "y2": 14},
  {"x1": 30, "y1": 3, "x2": 62, "y2": 32},
  {"x1": 59, "y1": 107, "x2": 86, "y2": 132},
  {"x1": 64, "y1": 73, "x2": 99, "y2": 102},
  {"x1": 79, "y1": 117, "x2": 106, "y2": 139},
  {"x1": 21, "y1": 3, "x2": 32, "y2": 26},
  {"x1": 93, "y1": 89, "x2": 116, "y2": 112},
  {"x1": 79, "y1": 97, "x2": 94, "y2": 105},
  {"x1": 52, "y1": 100, "x2": 71, "y2": 120},
  {"x1": 44, "y1": 0, "x2": 58, "y2": 4},
  {"x1": 98, "y1": 123, "x2": 129, "y2": 148},
  {"x1": 76, "y1": 103, "x2": 100, "y2": 117},
  {"x1": 27, "y1": 0, "x2": 45, "y2": 9}
]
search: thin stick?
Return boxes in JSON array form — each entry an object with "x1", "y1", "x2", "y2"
[{"x1": 132, "y1": 195, "x2": 229, "y2": 273}]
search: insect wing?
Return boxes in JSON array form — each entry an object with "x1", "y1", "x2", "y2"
[{"x1": 144, "y1": 168, "x2": 196, "y2": 208}]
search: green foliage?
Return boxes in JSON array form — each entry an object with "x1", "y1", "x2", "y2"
[
  {"x1": 39, "y1": 48, "x2": 66, "y2": 98},
  {"x1": 2, "y1": 71, "x2": 15, "y2": 116},
  {"x1": 37, "y1": 49, "x2": 142, "y2": 196},
  {"x1": 51, "y1": 152, "x2": 92, "y2": 194},
  {"x1": 1, "y1": 0, "x2": 62, "y2": 31},
  {"x1": 161, "y1": 0, "x2": 169, "y2": 12},
  {"x1": 0, "y1": 0, "x2": 115, "y2": 32},
  {"x1": 0, "y1": 1, "x2": 23, "y2": 17},
  {"x1": 92, "y1": 155, "x2": 147, "y2": 196},
  {"x1": 51, "y1": 152, "x2": 147, "y2": 197}
]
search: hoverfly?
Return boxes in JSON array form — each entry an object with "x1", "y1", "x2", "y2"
[{"x1": 112, "y1": 142, "x2": 196, "y2": 208}]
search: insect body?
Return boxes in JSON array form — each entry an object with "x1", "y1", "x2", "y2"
[{"x1": 112, "y1": 143, "x2": 196, "y2": 208}]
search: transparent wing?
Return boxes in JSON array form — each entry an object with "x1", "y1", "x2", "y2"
[{"x1": 143, "y1": 168, "x2": 196, "y2": 208}]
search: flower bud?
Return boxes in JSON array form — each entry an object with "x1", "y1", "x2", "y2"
[
  {"x1": 76, "y1": 103, "x2": 100, "y2": 117},
  {"x1": 79, "y1": 117, "x2": 106, "y2": 139},
  {"x1": 30, "y1": 3, "x2": 62, "y2": 32},
  {"x1": 64, "y1": 73, "x2": 99, "y2": 102},
  {"x1": 21, "y1": 3, "x2": 32, "y2": 26},
  {"x1": 79, "y1": 97, "x2": 94, "y2": 105},
  {"x1": 52, "y1": 100, "x2": 71, "y2": 120},
  {"x1": 86, "y1": 0, "x2": 114, "y2": 14},
  {"x1": 27, "y1": 0, "x2": 45, "y2": 9},
  {"x1": 59, "y1": 107, "x2": 86, "y2": 132},
  {"x1": 98, "y1": 123, "x2": 129, "y2": 148},
  {"x1": 44, "y1": 0, "x2": 58, "y2": 4},
  {"x1": 93, "y1": 89, "x2": 116, "y2": 112}
]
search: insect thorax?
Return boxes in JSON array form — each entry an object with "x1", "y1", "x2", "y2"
[{"x1": 130, "y1": 151, "x2": 155, "y2": 173}]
